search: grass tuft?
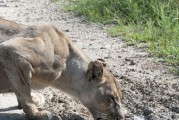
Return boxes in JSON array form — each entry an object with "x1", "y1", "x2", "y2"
[{"x1": 64, "y1": 0, "x2": 179, "y2": 73}]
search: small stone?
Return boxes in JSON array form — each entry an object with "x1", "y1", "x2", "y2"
[
  {"x1": 100, "y1": 47, "x2": 106, "y2": 49},
  {"x1": 143, "y1": 107, "x2": 153, "y2": 116},
  {"x1": 64, "y1": 29, "x2": 70, "y2": 32},
  {"x1": 129, "y1": 60, "x2": 136, "y2": 65}
]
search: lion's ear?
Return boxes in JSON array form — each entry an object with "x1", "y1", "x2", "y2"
[
  {"x1": 97, "y1": 58, "x2": 107, "y2": 67},
  {"x1": 87, "y1": 60, "x2": 104, "y2": 82}
]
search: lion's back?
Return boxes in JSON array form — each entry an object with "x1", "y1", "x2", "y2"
[{"x1": 0, "y1": 18, "x2": 26, "y2": 43}]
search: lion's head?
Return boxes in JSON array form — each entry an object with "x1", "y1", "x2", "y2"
[{"x1": 81, "y1": 60, "x2": 126, "y2": 120}]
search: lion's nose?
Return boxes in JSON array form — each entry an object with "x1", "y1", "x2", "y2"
[
  {"x1": 115, "y1": 117, "x2": 124, "y2": 120},
  {"x1": 115, "y1": 114, "x2": 125, "y2": 120},
  {"x1": 115, "y1": 117, "x2": 119, "y2": 120}
]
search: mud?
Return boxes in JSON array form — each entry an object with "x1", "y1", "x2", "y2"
[{"x1": 0, "y1": 0, "x2": 178, "y2": 120}]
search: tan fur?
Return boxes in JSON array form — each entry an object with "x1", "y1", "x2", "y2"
[{"x1": 0, "y1": 18, "x2": 126, "y2": 120}]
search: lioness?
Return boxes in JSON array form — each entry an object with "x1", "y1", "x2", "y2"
[{"x1": 0, "y1": 18, "x2": 126, "y2": 120}]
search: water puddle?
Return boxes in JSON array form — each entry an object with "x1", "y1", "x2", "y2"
[{"x1": 134, "y1": 115, "x2": 145, "y2": 120}]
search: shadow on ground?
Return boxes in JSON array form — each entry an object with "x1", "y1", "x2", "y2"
[
  {"x1": 0, "y1": 113, "x2": 26, "y2": 120},
  {"x1": 0, "y1": 106, "x2": 85, "y2": 120},
  {"x1": 0, "y1": 106, "x2": 26, "y2": 120},
  {"x1": 61, "y1": 113, "x2": 85, "y2": 120}
]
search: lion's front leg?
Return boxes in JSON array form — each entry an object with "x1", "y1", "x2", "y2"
[
  {"x1": 17, "y1": 93, "x2": 45, "y2": 110},
  {"x1": 3, "y1": 59, "x2": 54, "y2": 120}
]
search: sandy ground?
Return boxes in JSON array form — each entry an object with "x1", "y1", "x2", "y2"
[{"x1": 0, "y1": 0, "x2": 179, "y2": 120}]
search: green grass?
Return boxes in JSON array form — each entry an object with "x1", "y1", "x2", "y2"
[{"x1": 64, "y1": 0, "x2": 179, "y2": 73}]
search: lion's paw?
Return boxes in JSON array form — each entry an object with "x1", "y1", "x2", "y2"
[
  {"x1": 36, "y1": 109, "x2": 55, "y2": 120},
  {"x1": 31, "y1": 93, "x2": 45, "y2": 107}
]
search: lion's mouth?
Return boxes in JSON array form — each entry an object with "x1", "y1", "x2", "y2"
[{"x1": 96, "y1": 118, "x2": 103, "y2": 120}]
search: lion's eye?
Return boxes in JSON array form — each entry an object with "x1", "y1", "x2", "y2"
[
  {"x1": 109, "y1": 95, "x2": 115, "y2": 102},
  {"x1": 92, "y1": 74, "x2": 96, "y2": 79}
]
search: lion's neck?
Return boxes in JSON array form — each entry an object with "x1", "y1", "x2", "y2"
[{"x1": 53, "y1": 42, "x2": 90, "y2": 99}]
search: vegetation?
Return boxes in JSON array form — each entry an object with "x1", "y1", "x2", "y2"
[{"x1": 64, "y1": 0, "x2": 179, "y2": 73}]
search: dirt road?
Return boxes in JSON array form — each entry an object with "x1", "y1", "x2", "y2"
[{"x1": 0, "y1": 0, "x2": 178, "y2": 120}]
